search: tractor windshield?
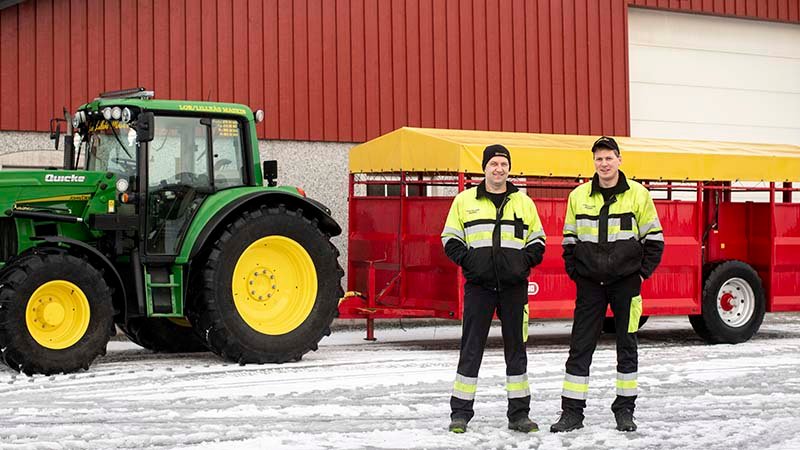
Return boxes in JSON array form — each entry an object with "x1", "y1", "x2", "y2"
[{"x1": 86, "y1": 120, "x2": 138, "y2": 178}]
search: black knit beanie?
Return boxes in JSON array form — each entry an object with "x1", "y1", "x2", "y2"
[{"x1": 482, "y1": 144, "x2": 511, "y2": 170}]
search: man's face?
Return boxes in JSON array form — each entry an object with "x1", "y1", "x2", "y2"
[
  {"x1": 593, "y1": 148, "x2": 621, "y2": 183},
  {"x1": 484, "y1": 156, "x2": 509, "y2": 186}
]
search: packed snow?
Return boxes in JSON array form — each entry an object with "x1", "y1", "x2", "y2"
[{"x1": 1, "y1": 313, "x2": 800, "y2": 450}]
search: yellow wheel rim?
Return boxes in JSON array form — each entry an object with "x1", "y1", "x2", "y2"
[
  {"x1": 25, "y1": 280, "x2": 91, "y2": 350},
  {"x1": 231, "y1": 236, "x2": 317, "y2": 335}
]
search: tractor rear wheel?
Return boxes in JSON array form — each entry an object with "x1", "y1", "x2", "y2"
[
  {"x1": 121, "y1": 317, "x2": 208, "y2": 353},
  {"x1": 0, "y1": 252, "x2": 114, "y2": 375},
  {"x1": 689, "y1": 260, "x2": 765, "y2": 344},
  {"x1": 189, "y1": 205, "x2": 343, "y2": 364}
]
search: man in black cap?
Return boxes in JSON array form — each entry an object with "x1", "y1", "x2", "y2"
[
  {"x1": 441, "y1": 144, "x2": 547, "y2": 433},
  {"x1": 550, "y1": 136, "x2": 664, "y2": 433}
]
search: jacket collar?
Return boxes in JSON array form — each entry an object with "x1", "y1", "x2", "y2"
[
  {"x1": 476, "y1": 180, "x2": 519, "y2": 199},
  {"x1": 591, "y1": 170, "x2": 630, "y2": 196}
]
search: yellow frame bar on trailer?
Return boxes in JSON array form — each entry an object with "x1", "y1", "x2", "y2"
[{"x1": 349, "y1": 127, "x2": 800, "y2": 182}]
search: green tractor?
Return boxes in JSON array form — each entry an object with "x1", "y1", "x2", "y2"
[{"x1": 0, "y1": 88, "x2": 343, "y2": 375}]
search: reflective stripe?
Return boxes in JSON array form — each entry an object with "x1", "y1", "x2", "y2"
[
  {"x1": 562, "y1": 235, "x2": 577, "y2": 245},
  {"x1": 501, "y1": 239, "x2": 523, "y2": 250},
  {"x1": 562, "y1": 373, "x2": 589, "y2": 400},
  {"x1": 642, "y1": 232, "x2": 664, "y2": 242},
  {"x1": 607, "y1": 231, "x2": 637, "y2": 242},
  {"x1": 453, "y1": 374, "x2": 478, "y2": 400},
  {"x1": 565, "y1": 373, "x2": 589, "y2": 384},
  {"x1": 617, "y1": 388, "x2": 638, "y2": 397},
  {"x1": 469, "y1": 239, "x2": 492, "y2": 249},
  {"x1": 563, "y1": 223, "x2": 577, "y2": 234},
  {"x1": 441, "y1": 236, "x2": 464, "y2": 247},
  {"x1": 576, "y1": 218, "x2": 598, "y2": 229},
  {"x1": 527, "y1": 229, "x2": 546, "y2": 242},
  {"x1": 638, "y1": 218, "x2": 662, "y2": 237},
  {"x1": 442, "y1": 226, "x2": 466, "y2": 240},
  {"x1": 526, "y1": 237, "x2": 545, "y2": 248},
  {"x1": 506, "y1": 374, "x2": 530, "y2": 399},
  {"x1": 464, "y1": 223, "x2": 495, "y2": 235},
  {"x1": 616, "y1": 372, "x2": 638, "y2": 397},
  {"x1": 577, "y1": 233, "x2": 599, "y2": 243}
]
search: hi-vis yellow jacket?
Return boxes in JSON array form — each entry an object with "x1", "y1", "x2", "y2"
[
  {"x1": 562, "y1": 171, "x2": 664, "y2": 284},
  {"x1": 441, "y1": 181, "x2": 546, "y2": 292}
]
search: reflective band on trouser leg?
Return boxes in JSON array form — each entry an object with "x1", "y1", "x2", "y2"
[
  {"x1": 562, "y1": 373, "x2": 589, "y2": 400},
  {"x1": 616, "y1": 372, "x2": 638, "y2": 397},
  {"x1": 506, "y1": 374, "x2": 530, "y2": 399},
  {"x1": 452, "y1": 374, "x2": 478, "y2": 400}
]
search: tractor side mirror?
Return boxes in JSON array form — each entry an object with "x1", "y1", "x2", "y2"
[
  {"x1": 136, "y1": 112, "x2": 155, "y2": 143},
  {"x1": 263, "y1": 160, "x2": 278, "y2": 187},
  {"x1": 49, "y1": 118, "x2": 62, "y2": 150}
]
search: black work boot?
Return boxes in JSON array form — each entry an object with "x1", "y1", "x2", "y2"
[
  {"x1": 549, "y1": 410, "x2": 584, "y2": 433},
  {"x1": 614, "y1": 408, "x2": 637, "y2": 432},
  {"x1": 508, "y1": 416, "x2": 539, "y2": 433},
  {"x1": 449, "y1": 417, "x2": 468, "y2": 433}
]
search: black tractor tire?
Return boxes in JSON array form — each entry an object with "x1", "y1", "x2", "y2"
[
  {"x1": 689, "y1": 260, "x2": 765, "y2": 344},
  {"x1": 601, "y1": 315, "x2": 649, "y2": 334},
  {"x1": 0, "y1": 252, "x2": 115, "y2": 375},
  {"x1": 120, "y1": 318, "x2": 208, "y2": 353},
  {"x1": 188, "y1": 204, "x2": 344, "y2": 364}
]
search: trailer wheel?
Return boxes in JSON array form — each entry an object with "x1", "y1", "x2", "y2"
[
  {"x1": 0, "y1": 253, "x2": 114, "y2": 375},
  {"x1": 602, "y1": 315, "x2": 649, "y2": 334},
  {"x1": 190, "y1": 205, "x2": 343, "y2": 364},
  {"x1": 121, "y1": 318, "x2": 208, "y2": 353},
  {"x1": 689, "y1": 260, "x2": 765, "y2": 344}
]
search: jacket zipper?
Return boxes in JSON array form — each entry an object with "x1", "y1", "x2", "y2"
[{"x1": 492, "y1": 195, "x2": 510, "y2": 291}]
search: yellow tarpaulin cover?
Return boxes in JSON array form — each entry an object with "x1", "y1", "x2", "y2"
[{"x1": 349, "y1": 127, "x2": 800, "y2": 182}]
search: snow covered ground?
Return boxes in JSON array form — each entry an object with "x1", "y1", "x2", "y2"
[{"x1": 2, "y1": 313, "x2": 800, "y2": 450}]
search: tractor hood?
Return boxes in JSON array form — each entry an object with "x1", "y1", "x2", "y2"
[{"x1": 0, "y1": 170, "x2": 112, "y2": 214}]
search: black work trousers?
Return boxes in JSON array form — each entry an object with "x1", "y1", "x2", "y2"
[
  {"x1": 562, "y1": 272, "x2": 640, "y2": 414},
  {"x1": 450, "y1": 282, "x2": 530, "y2": 422}
]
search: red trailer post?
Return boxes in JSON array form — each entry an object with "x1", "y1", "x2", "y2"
[{"x1": 339, "y1": 128, "x2": 800, "y2": 343}]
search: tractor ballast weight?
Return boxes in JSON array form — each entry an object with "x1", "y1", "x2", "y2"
[{"x1": 0, "y1": 89, "x2": 343, "y2": 374}]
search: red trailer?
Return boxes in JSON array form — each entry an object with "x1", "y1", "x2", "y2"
[{"x1": 339, "y1": 128, "x2": 800, "y2": 343}]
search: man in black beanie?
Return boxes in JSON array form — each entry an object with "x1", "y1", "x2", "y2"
[{"x1": 441, "y1": 144, "x2": 546, "y2": 433}]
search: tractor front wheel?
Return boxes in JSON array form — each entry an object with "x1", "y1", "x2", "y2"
[
  {"x1": 0, "y1": 252, "x2": 114, "y2": 375},
  {"x1": 189, "y1": 205, "x2": 343, "y2": 364}
]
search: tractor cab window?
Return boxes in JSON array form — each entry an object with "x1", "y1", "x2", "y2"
[
  {"x1": 86, "y1": 120, "x2": 138, "y2": 178},
  {"x1": 145, "y1": 116, "x2": 211, "y2": 255},
  {"x1": 211, "y1": 119, "x2": 246, "y2": 189}
]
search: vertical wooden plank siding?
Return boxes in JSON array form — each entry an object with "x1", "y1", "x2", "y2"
[{"x1": 0, "y1": 0, "x2": 798, "y2": 137}]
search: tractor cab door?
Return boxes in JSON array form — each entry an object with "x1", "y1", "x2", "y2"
[
  {"x1": 145, "y1": 116, "x2": 212, "y2": 256},
  {"x1": 140, "y1": 115, "x2": 248, "y2": 316}
]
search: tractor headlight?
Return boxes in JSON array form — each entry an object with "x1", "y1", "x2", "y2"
[
  {"x1": 115, "y1": 178, "x2": 129, "y2": 193},
  {"x1": 255, "y1": 109, "x2": 265, "y2": 123},
  {"x1": 111, "y1": 107, "x2": 122, "y2": 120},
  {"x1": 102, "y1": 107, "x2": 113, "y2": 121},
  {"x1": 121, "y1": 107, "x2": 132, "y2": 123}
]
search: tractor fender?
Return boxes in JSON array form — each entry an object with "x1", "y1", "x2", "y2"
[
  {"x1": 29, "y1": 236, "x2": 127, "y2": 319},
  {"x1": 188, "y1": 191, "x2": 341, "y2": 261}
]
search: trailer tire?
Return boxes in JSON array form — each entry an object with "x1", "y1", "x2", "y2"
[
  {"x1": 121, "y1": 318, "x2": 208, "y2": 353},
  {"x1": 602, "y1": 315, "x2": 649, "y2": 334},
  {"x1": 189, "y1": 204, "x2": 343, "y2": 364},
  {"x1": 0, "y1": 252, "x2": 114, "y2": 375},
  {"x1": 689, "y1": 260, "x2": 765, "y2": 344}
]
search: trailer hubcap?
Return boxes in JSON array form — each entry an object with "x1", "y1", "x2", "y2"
[
  {"x1": 716, "y1": 278, "x2": 755, "y2": 328},
  {"x1": 25, "y1": 280, "x2": 91, "y2": 350},
  {"x1": 232, "y1": 236, "x2": 317, "y2": 335}
]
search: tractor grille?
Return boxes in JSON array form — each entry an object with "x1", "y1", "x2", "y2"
[{"x1": 0, "y1": 218, "x2": 17, "y2": 264}]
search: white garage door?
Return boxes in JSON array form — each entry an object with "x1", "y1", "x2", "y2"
[{"x1": 629, "y1": 8, "x2": 800, "y2": 146}]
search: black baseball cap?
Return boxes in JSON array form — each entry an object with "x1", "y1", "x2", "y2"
[{"x1": 591, "y1": 136, "x2": 620, "y2": 153}]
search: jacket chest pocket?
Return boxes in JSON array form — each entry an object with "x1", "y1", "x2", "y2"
[
  {"x1": 621, "y1": 215, "x2": 633, "y2": 231},
  {"x1": 514, "y1": 216, "x2": 525, "y2": 239}
]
